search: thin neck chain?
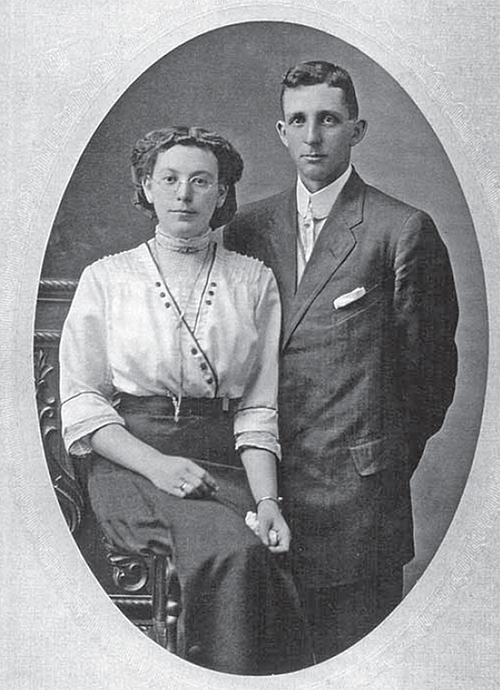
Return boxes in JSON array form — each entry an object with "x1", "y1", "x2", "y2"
[{"x1": 147, "y1": 239, "x2": 216, "y2": 420}]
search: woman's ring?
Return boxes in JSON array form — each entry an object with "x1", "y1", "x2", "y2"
[{"x1": 180, "y1": 480, "x2": 189, "y2": 494}]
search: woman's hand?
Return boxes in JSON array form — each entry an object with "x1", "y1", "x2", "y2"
[
  {"x1": 256, "y1": 499, "x2": 291, "y2": 553},
  {"x1": 90, "y1": 424, "x2": 218, "y2": 499},
  {"x1": 146, "y1": 455, "x2": 219, "y2": 499},
  {"x1": 239, "y1": 447, "x2": 290, "y2": 553}
]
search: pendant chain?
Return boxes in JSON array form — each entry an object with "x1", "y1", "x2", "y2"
[{"x1": 148, "y1": 239, "x2": 215, "y2": 421}]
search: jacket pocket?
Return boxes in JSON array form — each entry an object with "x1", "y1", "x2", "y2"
[
  {"x1": 349, "y1": 438, "x2": 406, "y2": 476},
  {"x1": 332, "y1": 283, "x2": 383, "y2": 326}
]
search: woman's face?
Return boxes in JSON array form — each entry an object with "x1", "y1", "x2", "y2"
[{"x1": 142, "y1": 144, "x2": 227, "y2": 238}]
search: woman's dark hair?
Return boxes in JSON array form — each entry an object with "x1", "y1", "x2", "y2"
[
  {"x1": 131, "y1": 126, "x2": 244, "y2": 228},
  {"x1": 280, "y1": 61, "x2": 359, "y2": 120}
]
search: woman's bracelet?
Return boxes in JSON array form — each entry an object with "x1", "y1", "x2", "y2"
[{"x1": 256, "y1": 496, "x2": 282, "y2": 511}]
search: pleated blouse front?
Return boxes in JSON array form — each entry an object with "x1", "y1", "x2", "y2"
[{"x1": 59, "y1": 233, "x2": 282, "y2": 460}]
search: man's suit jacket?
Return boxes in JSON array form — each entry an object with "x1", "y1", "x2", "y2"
[{"x1": 225, "y1": 169, "x2": 458, "y2": 587}]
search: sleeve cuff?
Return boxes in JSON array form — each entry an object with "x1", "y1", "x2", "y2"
[
  {"x1": 63, "y1": 414, "x2": 126, "y2": 456},
  {"x1": 235, "y1": 430, "x2": 281, "y2": 461}
]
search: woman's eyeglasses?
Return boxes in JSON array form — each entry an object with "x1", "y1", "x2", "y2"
[{"x1": 149, "y1": 174, "x2": 215, "y2": 195}]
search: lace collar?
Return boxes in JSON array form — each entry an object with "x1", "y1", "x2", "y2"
[{"x1": 155, "y1": 225, "x2": 212, "y2": 254}]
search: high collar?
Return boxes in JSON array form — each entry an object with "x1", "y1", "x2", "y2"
[
  {"x1": 296, "y1": 164, "x2": 353, "y2": 220},
  {"x1": 155, "y1": 225, "x2": 212, "y2": 254}
]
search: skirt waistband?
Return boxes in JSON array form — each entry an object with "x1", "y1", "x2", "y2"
[{"x1": 118, "y1": 392, "x2": 240, "y2": 418}]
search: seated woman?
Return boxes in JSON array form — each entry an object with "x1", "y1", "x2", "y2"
[{"x1": 59, "y1": 126, "x2": 311, "y2": 675}]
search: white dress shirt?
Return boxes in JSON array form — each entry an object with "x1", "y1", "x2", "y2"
[
  {"x1": 296, "y1": 164, "x2": 352, "y2": 283},
  {"x1": 60, "y1": 232, "x2": 282, "y2": 459}
]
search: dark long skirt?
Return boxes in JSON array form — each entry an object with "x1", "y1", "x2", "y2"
[{"x1": 87, "y1": 395, "x2": 311, "y2": 675}]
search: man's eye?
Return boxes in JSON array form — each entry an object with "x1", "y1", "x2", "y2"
[
  {"x1": 289, "y1": 116, "x2": 304, "y2": 125},
  {"x1": 322, "y1": 115, "x2": 339, "y2": 125}
]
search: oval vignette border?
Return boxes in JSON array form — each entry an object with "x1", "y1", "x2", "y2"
[{"x1": 5, "y1": 2, "x2": 499, "y2": 689}]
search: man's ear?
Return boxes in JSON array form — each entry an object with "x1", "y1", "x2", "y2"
[
  {"x1": 350, "y1": 119, "x2": 368, "y2": 148},
  {"x1": 276, "y1": 120, "x2": 289, "y2": 148}
]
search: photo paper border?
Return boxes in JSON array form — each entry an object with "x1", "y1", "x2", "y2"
[{"x1": 2, "y1": 2, "x2": 499, "y2": 688}]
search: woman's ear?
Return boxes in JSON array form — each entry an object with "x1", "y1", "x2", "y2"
[
  {"x1": 142, "y1": 177, "x2": 154, "y2": 205},
  {"x1": 216, "y1": 184, "x2": 228, "y2": 208}
]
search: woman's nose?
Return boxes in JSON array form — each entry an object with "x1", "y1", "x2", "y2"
[{"x1": 176, "y1": 180, "x2": 193, "y2": 200}]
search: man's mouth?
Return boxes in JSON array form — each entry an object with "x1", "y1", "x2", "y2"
[{"x1": 302, "y1": 153, "x2": 325, "y2": 162}]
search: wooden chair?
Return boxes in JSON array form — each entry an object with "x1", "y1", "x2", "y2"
[
  {"x1": 106, "y1": 544, "x2": 181, "y2": 652},
  {"x1": 35, "y1": 278, "x2": 182, "y2": 653}
]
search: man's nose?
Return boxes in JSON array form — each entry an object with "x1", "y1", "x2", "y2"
[{"x1": 304, "y1": 120, "x2": 321, "y2": 145}]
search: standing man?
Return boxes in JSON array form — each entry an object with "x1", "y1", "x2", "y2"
[{"x1": 225, "y1": 61, "x2": 458, "y2": 663}]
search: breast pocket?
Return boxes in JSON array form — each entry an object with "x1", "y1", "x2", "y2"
[{"x1": 332, "y1": 283, "x2": 384, "y2": 326}]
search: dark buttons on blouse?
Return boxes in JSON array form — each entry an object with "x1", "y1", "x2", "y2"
[
  {"x1": 205, "y1": 300, "x2": 212, "y2": 305},
  {"x1": 208, "y1": 290, "x2": 214, "y2": 296},
  {"x1": 200, "y1": 363, "x2": 208, "y2": 371},
  {"x1": 210, "y1": 282, "x2": 217, "y2": 288},
  {"x1": 160, "y1": 292, "x2": 166, "y2": 298},
  {"x1": 155, "y1": 282, "x2": 161, "y2": 287},
  {"x1": 207, "y1": 378, "x2": 213, "y2": 384},
  {"x1": 165, "y1": 302, "x2": 171, "y2": 308},
  {"x1": 191, "y1": 348, "x2": 198, "y2": 355}
]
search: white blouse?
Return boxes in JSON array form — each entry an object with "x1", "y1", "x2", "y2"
[{"x1": 59, "y1": 234, "x2": 282, "y2": 459}]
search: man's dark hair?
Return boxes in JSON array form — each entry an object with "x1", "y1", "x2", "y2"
[
  {"x1": 280, "y1": 61, "x2": 359, "y2": 120},
  {"x1": 131, "y1": 126, "x2": 244, "y2": 228}
]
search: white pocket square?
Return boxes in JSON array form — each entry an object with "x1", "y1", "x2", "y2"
[{"x1": 334, "y1": 286, "x2": 366, "y2": 309}]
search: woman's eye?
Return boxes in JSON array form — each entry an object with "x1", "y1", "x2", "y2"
[
  {"x1": 192, "y1": 177, "x2": 209, "y2": 188},
  {"x1": 323, "y1": 115, "x2": 338, "y2": 125}
]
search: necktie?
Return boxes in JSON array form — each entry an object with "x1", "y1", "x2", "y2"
[{"x1": 301, "y1": 199, "x2": 315, "y2": 263}]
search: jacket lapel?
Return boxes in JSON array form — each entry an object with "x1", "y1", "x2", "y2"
[{"x1": 282, "y1": 170, "x2": 366, "y2": 347}]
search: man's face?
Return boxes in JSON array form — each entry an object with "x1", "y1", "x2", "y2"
[{"x1": 276, "y1": 83, "x2": 366, "y2": 193}]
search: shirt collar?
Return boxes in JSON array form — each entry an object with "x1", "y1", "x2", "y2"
[{"x1": 296, "y1": 164, "x2": 352, "y2": 219}]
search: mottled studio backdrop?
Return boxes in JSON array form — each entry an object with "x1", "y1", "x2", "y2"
[{"x1": 40, "y1": 22, "x2": 487, "y2": 593}]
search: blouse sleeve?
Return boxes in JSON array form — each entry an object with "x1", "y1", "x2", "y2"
[
  {"x1": 59, "y1": 263, "x2": 125, "y2": 456},
  {"x1": 233, "y1": 264, "x2": 282, "y2": 460}
]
